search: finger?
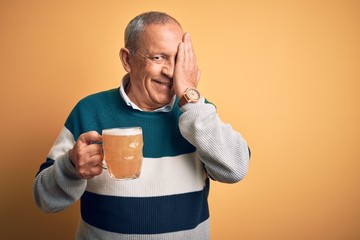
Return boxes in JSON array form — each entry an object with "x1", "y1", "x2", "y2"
[
  {"x1": 71, "y1": 140, "x2": 102, "y2": 167},
  {"x1": 76, "y1": 149, "x2": 103, "y2": 178},
  {"x1": 79, "y1": 164, "x2": 103, "y2": 179},
  {"x1": 185, "y1": 33, "x2": 196, "y2": 63},
  {"x1": 87, "y1": 143, "x2": 103, "y2": 159},
  {"x1": 78, "y1": 131, "x2": 102, "y2": 145},
  {"x1": 176, "y1": 41, "x2": 185, "y2": 64},
  {"x1": 92, "y1": 164, "x2": 103, "y2": 175},
  {"x1": 183, "y1": 33, "x2": 191, "y2": 62},
  {"x1": 186, "y1": 33, "x2": 193, "y2": 53}
]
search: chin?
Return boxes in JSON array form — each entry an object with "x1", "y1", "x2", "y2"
[{"x1": 157, "y1": 96, "x2": 173, "y2": 106}]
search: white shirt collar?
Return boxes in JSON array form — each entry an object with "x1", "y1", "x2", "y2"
[{"x1": 119, "y1": 74, "x2": 175, "y2": 112}]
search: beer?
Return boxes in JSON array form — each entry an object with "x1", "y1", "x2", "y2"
[{"x1": 102, "y1": 127, "x2": 143, "y2": 180}]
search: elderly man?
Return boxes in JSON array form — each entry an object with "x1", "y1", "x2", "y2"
[{"x1": 34, "y1": 11, "x2": 250, "y2": 240}]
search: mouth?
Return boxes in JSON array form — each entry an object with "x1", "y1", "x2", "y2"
[{"x1": 153, "y1": 79, "x2": 173, "y2": 89}]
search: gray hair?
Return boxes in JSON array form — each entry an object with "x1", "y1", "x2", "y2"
[{"x1": 124, "y1": 11, "x2": 182, "y2": 54}]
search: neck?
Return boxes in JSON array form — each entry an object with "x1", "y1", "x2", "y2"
[{"x1": 125, "y1": 82, "x2": 164, "y2": 112}]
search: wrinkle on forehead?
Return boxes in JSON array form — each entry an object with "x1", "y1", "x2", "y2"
[{"x1": 137, "y1": 23, "x2": 183, "y2": 54}]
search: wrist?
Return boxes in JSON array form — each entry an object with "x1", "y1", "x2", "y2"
[{"x1": 178, "y1": 87, "x2": 201, "y2": 107}]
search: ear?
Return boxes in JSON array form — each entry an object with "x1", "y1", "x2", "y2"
[{"x1": 119, "y1": 48, "x2": 132, "y2": 73}]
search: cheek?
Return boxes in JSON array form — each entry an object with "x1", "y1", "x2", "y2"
[
  {"x1": 132, "y1": 62, "x2": 164, "y2": 86},
  {"x1": 145, "y1": 64, "x2": 163, "y2": 77}
]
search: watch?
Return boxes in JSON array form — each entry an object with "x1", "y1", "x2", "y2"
[{"x1": 179, "y1": 88, "x2": 201, "y2": 107}]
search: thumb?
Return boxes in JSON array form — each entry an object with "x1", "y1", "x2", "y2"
[{"x1": 78, "y1": 131, "x2": 102, "y2": 145}]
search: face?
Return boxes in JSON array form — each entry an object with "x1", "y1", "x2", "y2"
[{"x1": 121, "y1": 22, "x2": 183, "y2": 111}]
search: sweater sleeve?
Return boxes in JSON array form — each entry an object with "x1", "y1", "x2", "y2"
[
  {"x1": 179, "y1": 98, "x2": 250, "y2": 183},
  {"x1": 33, "y1": 126, "x2": 87, "y2": 212}
]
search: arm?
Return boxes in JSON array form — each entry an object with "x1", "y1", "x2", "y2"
[
  {"x1": 173, "y1": 33, "x2": 250, "y2": 183},
  {"x1": 33, "y1": 127, "x2": 86, "y2": 212},
  {"x1": 179, "y1": 99, "x2": 250, "y2": 183},
  {"x1": 33, "y1": 127, "x2": 103, "y2": 212}
]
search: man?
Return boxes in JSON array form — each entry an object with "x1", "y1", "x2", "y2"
[{"x1": 34, "y1": 11, "x2": 250, "y2": 240}]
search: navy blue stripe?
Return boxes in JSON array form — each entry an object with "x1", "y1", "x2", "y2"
[
  {"x1": 35, "y1": 158, "x2": 54, "y2": 177},
  {"x1": 81, "y1": 178, "x2": 210, "y2": 234}
]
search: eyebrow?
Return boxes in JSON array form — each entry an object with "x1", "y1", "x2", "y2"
[{"x1": 147, "y1": 51, "x2": 170, "y2": 56}]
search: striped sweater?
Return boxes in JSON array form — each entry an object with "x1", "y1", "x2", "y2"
[{"x1": 33, "y1": 88, "x2": 250, "y2": 239}]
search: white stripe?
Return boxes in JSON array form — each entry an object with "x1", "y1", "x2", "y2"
[
  {"x1": 86, "y1": 152, "x2": 207, "y2": 197},
  {"x1": 76, "y1": 217, "x2": 210, "y2": 240},
  {"x1": 48, "y1": 126, "x2": 75, "y2": 160}
]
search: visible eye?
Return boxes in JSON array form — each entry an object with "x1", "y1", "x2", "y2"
[{"x1": 148, "y1": 55, "x2": 166, "y2": 63}]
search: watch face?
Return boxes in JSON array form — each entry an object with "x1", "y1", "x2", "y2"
[{"x1": 187, "y1": 89, "x2": 200, "y2": 100}]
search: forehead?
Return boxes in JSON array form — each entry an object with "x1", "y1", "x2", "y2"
[{"x1": 138, "y1": 23, "x2": 183, "y2": 54}]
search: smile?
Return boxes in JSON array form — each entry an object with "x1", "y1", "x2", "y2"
[{"x1": 153, "y1": 80, "x2": 173, "y2": 88}]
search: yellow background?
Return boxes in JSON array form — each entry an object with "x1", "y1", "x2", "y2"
[{"x1": 1, "y1": 0, "x2": 359, "y2": 239}]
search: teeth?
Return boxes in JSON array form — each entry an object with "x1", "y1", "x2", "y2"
[{"x1": 155, "y1": 80, "x2": 171, "y2": 87}]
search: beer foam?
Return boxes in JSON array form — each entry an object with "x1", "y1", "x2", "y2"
[{"x1": 102, "y1": 127, "x2": 142, "y2": 136}]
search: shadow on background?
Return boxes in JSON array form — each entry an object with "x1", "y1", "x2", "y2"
[{"x1": 0, "y1": 129, "x2": 79, "y2": 239}]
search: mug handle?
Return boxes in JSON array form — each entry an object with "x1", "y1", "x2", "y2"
[
  {"x1": 102, "y1": 161, "x2": 108, "y2": 170},
  {"x1": 92, "y1": 140, "x2": 107, "y2": 170}
]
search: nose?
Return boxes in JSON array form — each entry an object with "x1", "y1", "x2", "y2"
[{"x1": 161, "y1": 59, "x2": 175, "y2": 79}]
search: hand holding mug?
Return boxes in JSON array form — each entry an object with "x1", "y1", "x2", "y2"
[{"x1": 69, "y1": 131, "x2": 103, "y2": 179}]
